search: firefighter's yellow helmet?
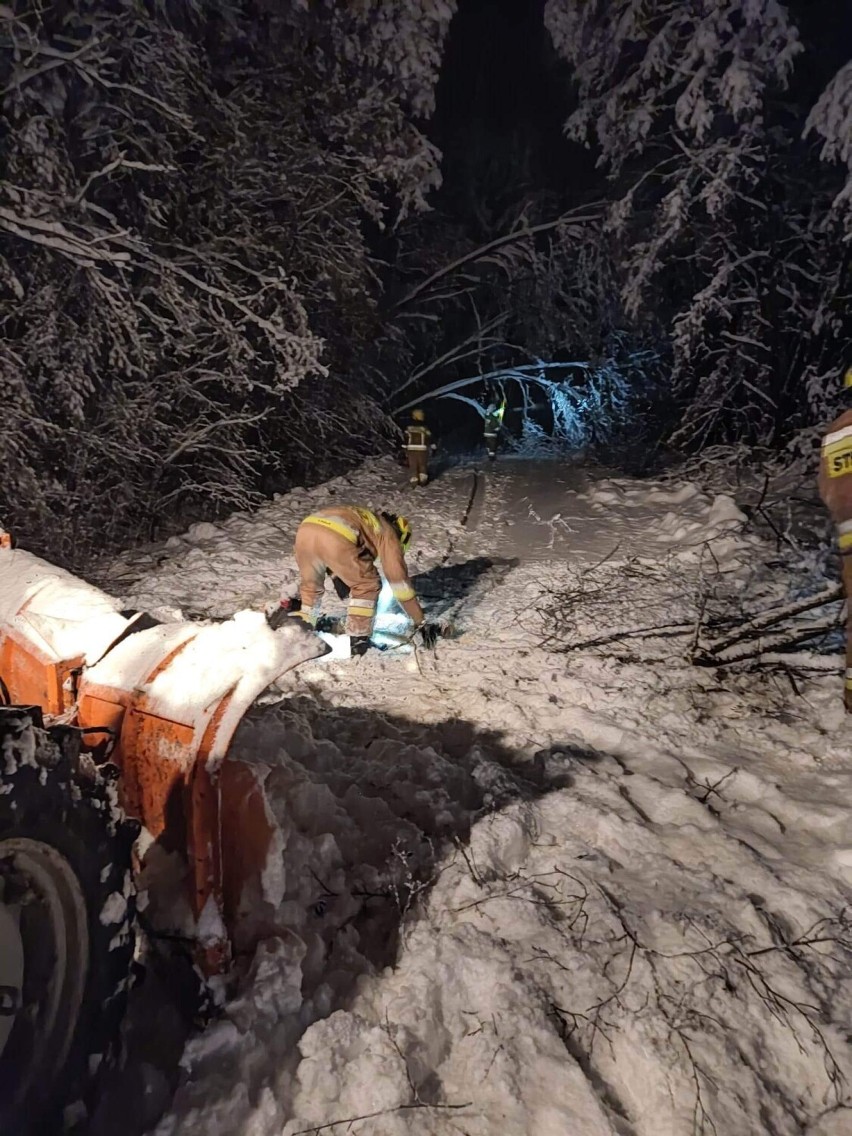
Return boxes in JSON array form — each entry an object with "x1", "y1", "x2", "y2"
[
  {"x1": 844, "y1": 367, "x2": 852, "y2": 390},
  {"x1": 395, "y1": 514, "x2": 412, "y2": 550},
  {"x1": 380, "y1": 511, "x2": 412, "y2": 549},
  {"x1": 412, "y1": 408, "x2": 426, "y2": 422}
]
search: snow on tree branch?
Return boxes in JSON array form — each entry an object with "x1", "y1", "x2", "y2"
[
  {"x1": 806, "y1": 62, "x2": 852, "y2": 233},
  {"x1": 0, "y1": 0, "x2": 451, "y2": 561},
  {"x1": 545, "y1": 0, "x2": 802, "y2": 169},
  {"x1": 542, "y1": 0, "x2": 848, "y2": 448},
  {"x1": 318, "y1": 0, "x2": 457, "y2": 119}
]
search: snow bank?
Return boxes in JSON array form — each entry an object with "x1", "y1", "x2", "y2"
[
  {"x1": 86, "y1": 611, "x2": 329, "y2": 762},
  {"x1": 158, "y1": 676, "x2": 852, "y2": 1136},
  {"x1": 0, "y1": 547, "x2": 129, "y2": 664},
  {"x1": 100, "y1": 455, "x2": 851, "y2": 1136},
  {"x1": 153, "y1": 699, "x2": 522, "y2": 1132},
  {"x1": 102, "y1": 457, "x2": 467, "y2": 620},
  {"x1": 586, "y1": 481, "x2": 761, "y2": 568},
  {"x1": 286, "y1": 763, "x2": 852, "y2": 1135}
]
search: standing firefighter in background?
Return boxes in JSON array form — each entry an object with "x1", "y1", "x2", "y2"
[
  {"x1": 274, "y1": 506, "x2": 439, "y2": 655},
  {"x1": 818, "y1": 366, "x2": 852, "y2": 713},
  {"x1": 404, "y1": 408, "x2": 434, "y2": 486},
  {"x1": 483, "y1": 398, "x2": 506, "y2": 461}
]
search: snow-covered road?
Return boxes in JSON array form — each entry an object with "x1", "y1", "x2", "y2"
[
  {"x1": 101, "y1": 457, "x2": 852, "y2": 1136},
  {"x1": 463, "y1": 459, "x2": 733, "y2": 563}
]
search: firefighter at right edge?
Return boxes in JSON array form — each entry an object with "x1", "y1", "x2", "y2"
[{"x1": 818, "y1": 366, "x2": 852, "y2": 713}]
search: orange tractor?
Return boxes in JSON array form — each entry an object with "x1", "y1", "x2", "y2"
[{"x1": 0, "y1": 542, "x2": 328, "y2": 1133}]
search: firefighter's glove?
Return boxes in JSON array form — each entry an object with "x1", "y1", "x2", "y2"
[
  {"x1": 350, "y1": 636, "x2": 373, "y2": 657},
  {"x1": 417, "y1": 622, "x2": 441, "y2": 649},
  {"x1": 267, "y1": 597, "x2": 300, "y2": 631},
  {"x1": 316, "y1": 614, "x2": 345, "y2": 635}
]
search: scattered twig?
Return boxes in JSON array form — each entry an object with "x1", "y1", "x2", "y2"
[{"x1": 291, "y1": 1099, "x2": 473, "y2": 1135}]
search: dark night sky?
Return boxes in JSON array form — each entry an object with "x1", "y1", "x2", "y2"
[
  {"x1": 430, "y1": 0, "x2": 852, "y2": 233},
  {"x1": 431, "y1": 0, "x2": 584, "y2": 228},
  {"x1": 434, "y1": 0, "x2": 557, "y2": 132}
]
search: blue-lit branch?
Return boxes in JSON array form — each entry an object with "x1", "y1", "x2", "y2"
[
  {"x1": 398, "y1": 351, "x2": 654, "y2": 455},
  {"x1": 396, "y1": 362, "x2": 590, "y2": 416},
  {"x1": 438, "y1": 392, "x2": 487, "y2": 414}
]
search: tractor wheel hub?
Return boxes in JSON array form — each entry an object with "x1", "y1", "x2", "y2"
[{"x1": 0, "y1": 838, "x2": 90, "y2": 1125}]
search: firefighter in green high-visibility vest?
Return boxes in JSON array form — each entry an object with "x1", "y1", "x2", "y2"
[{"x1": 483, "y1": 399, "x2": 506, "y2": 461}]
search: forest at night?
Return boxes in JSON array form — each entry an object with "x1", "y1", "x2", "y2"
[
  {"x1": 2, "y1": 6, "x2": 852, "y2": 1136},
  {"x1": 2, "y1": 0, "x2": 849, "y2": 560}
]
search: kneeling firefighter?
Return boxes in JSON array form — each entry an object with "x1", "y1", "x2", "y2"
[
  {"x1": 272, "y1": 507, "x2": 439, "y2": 654},
  {"x1": 818, "y1": 366, "x2": 852, "y2": 712}
]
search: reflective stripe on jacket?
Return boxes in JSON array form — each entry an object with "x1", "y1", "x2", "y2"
[
  {"x1": 302, "y1": 513, "x2": 359, "y2": 543},
  {"x1": 405, "y1": 425, "x2": 431, "y2": 451},
  {"x1": 819, "y1": 409, "x2": 852, "y2": 528}
]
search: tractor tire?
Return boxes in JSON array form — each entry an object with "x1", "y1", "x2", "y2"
[{"x1": 0, "y1": 707, "x2": 140, "y2": 1135}]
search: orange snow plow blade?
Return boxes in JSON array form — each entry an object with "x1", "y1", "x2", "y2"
[{"x1": 0, "y1": 548, "x2": 328, "y2": 972}]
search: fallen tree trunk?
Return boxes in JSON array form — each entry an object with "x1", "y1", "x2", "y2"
[
  {"x1": 697, "y1": 584, "x2": 842, "y2": 658},
  {"x1": 560, "y1": 586, "x2": 842, "y2": 657},
  {"x1": 693, "y1": 612, "x2": 842, "y2": 667},
  {"x1": 550, "y1": 579, "x2": 844, "y2": 670}
]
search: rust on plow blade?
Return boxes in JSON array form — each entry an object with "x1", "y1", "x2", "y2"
[{"x1": 0, "y1": 547, "x2": 328, "y2": 972}]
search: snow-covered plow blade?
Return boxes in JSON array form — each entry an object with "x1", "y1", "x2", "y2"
[{"x1": 0, "y1": 548, "x2": 327, "y2": 972}]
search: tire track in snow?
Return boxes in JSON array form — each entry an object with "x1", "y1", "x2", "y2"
[{"x1": 459, "y1": 469, "x2": 480, "y2": 529}]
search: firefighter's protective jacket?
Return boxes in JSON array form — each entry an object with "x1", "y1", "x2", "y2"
[
  {"x1": 484, "y1": 406, "x2": 503, "y2": 435},
  {"x1": 818, "y1": 407, "x2": 852, "y2": 711},
  {"x1": 299, "y1": 506, "x2": 424, "y2": 624},
  {"x1": 405, "y1": 423, "x2": 431, "y2": 451},
  {"x1": 818, "y1": 409, "x2": 852, "y2": 531}
]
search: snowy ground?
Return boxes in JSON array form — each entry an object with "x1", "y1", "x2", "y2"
[{"x1": 99, "y1": 455, "x2": 852, "y2": 1136}]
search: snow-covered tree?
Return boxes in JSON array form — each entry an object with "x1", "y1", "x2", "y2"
[
  {"x1": 806, "y1": 62, "x2": 852, "y2": 235},
  {"x1": 0, "y1": 0, "x2": 453, "y2": 562},
  {"x1": 544, "y1": 0, "x2": 850, "y2": 447}
]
